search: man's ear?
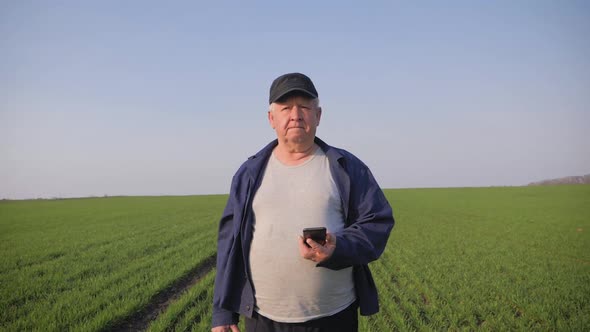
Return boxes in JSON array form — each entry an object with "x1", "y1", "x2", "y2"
[
  {"x1": 268, "y1": 110, "x2": 275, "y2": 129},
  {"x1": 316, "y1": 107, "x2": 322, "y2": 126}
]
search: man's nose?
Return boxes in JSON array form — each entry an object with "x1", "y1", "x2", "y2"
[{"x1": 289, "y1": 107, "x2": 303, "y2": 120}]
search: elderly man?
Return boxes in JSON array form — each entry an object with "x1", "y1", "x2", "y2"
[{"x1": 212, "y1": 73, "x2": 394, "y2": 332}]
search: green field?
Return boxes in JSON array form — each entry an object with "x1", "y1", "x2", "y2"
[{"x1": 1, "y1": 186, "x2": 589, "y2": 331}]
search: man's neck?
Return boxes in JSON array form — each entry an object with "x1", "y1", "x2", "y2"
[{"x1": 273, "y1": 140, "x2": 317, "y2": 166}]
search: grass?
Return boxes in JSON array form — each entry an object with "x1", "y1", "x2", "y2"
[
  {"x1": 362, "y1": 185, "x2": 590, "y2": 331},
  {"x1": 0, "y1": 195, "x2": 225, "y2": 331},
  {"x1": 1, "y1": 186, "x2": 589, "y2": 331},
  {"x1": 147, "y1": 269, "x2": 217, "y2": 332}
]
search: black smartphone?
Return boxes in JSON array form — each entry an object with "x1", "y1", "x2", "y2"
[{"x1": 302, "y1": 227, "x2": 327, "y2": 246}]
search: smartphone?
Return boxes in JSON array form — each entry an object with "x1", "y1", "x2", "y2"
[{"x1": 302, "y1": 227, "x2": 327, "y2": 246}]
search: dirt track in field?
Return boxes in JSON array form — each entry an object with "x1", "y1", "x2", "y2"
[{"x1": 108, "y1": 254, "x2": 216, "y2": 331}]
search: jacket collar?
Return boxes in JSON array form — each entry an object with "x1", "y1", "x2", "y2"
[{"x1": 314, "y1": 136, "x2": 345, "y2": 165}]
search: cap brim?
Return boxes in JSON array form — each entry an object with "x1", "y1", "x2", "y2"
[{"x1": 270, "y1": 88, "x2": 317, "y2": 104}]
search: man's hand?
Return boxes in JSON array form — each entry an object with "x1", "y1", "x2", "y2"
[
  {"x1": 298, "y1": 232, "x2": 336, "y2": 263},
  {"x1": 211, "y1": 324, "x2": 240, "y2": 332}
]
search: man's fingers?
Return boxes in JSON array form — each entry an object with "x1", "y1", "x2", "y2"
[
  {"x1": 298, "y1": 235, "x2": 306, "y2": 245},
  {"x1": 230, "y1": 324, "x2": 241, "y2": 332},
  {"x1": 298, "y1": 235, "x2": 334, "y2": 263},
  {"x1": 306, "y1": 238, "x2": 320, "y2": 249},
  {"x1": 298, "y1": 236, "x2": 314, "y2": 258},
  {"x1": 298, "y1": 236, "x2": 311, "y2": 251}
]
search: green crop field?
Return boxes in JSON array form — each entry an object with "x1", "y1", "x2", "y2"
[
  {"x1": 1, "y1": 185, "x2": 589, "y2": 331},
  {"x1": 0, "y1": 196, "x2": 225, "y2": 331}
]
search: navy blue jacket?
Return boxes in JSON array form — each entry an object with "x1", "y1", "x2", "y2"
[{"x1": 212, "y1": 137, "x2": 395, "y2": 327}]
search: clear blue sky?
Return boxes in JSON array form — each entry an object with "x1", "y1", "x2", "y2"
[{"x1": 1, "y1": 1, "x2": 589, "y2": 199}]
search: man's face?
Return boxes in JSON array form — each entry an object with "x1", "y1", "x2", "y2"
[{"x1": 268, "y1": 95, "x2": 322, "y2": 146}]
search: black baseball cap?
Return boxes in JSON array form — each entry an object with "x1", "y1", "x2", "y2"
[{"x1": 269, "y1": 73, "x2": 318, "y2": 104}]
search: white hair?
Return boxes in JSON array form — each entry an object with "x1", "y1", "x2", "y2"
[{"x1": 269, "y1": 98, "x2": 321, "y2": 112}]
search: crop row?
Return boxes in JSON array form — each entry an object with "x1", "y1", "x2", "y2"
[
  {"x1": 0, "y1": 196, "x2": 225, "y2": 331},
  {"x1": 360, "y1": 187, "x2": 590, "y2": 331},
  {"x1": 147, "y1": 269, "x2": 217, "y2": 332}
]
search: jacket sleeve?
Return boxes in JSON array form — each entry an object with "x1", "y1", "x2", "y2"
[
  {"x1": 212, "y1": 174, "x2": 241, "y2": 327},
  {"x1": 318, "y1": 161, "x2": 394, "y2": 270}
]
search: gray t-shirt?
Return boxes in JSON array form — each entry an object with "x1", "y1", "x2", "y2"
[{"x1": 249, "y1": 146, "x2": 356, "y2": 323}]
